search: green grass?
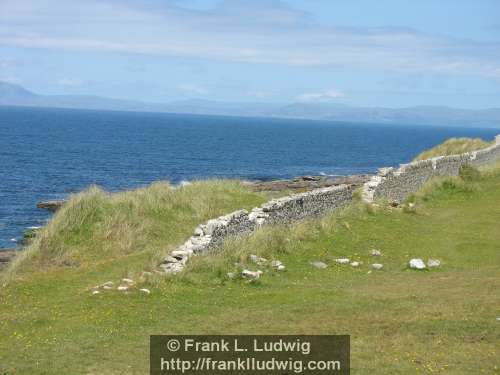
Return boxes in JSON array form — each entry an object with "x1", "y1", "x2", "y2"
[
  {"x1": 1, "y1": 168, "x2": 500, "y2": 374},
  {"x1": 4, "y1": 180, "x2": 267, "y2": 278},
  {"x1": 413, "y1": 137, "x2": 494, "y2": 161}
]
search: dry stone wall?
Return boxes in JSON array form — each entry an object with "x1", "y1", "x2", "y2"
[
  {"x1": 159, "y1": 185, "x2": 354, "y2": 274},
  {"x1": 160, "y1": 134, "x2": 500, "y2": 275},
  {"x1": 362, "y1": 135, "x2": 500, "y2": 203}
]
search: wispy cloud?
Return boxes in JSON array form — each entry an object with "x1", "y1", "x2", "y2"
[
  {"x1": 0, "y1": 0, "x2": 499, "y2": 79},
  {"x1": 177, "y1": 83, "x2": 208, "y2": 95},
  {"x1": 297, "y1": 89, "x2": 345, "y2": 103}
]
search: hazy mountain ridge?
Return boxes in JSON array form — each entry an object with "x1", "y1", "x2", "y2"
[{"x1": 1, "y1": 81, "x2": 499, "y2": 128}]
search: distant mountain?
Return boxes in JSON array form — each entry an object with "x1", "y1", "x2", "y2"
[{"x1": 1, "y1": 81, "x2": 499, "y2": 128}]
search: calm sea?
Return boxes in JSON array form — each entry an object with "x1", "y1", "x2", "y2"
[{"x1": 1, "y1": 106, "x2": 498, "y2": 248}]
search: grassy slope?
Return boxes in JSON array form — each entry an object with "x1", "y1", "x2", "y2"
[
  {"x1": 1, "y1": 169, "x2": 500, "y2": 374},
  {"x1": 5, "y1": 180, "x2": 267, "y2": 277},
  {"x1": 413, "y1": 137, "x2": 493, "y2": 161}
]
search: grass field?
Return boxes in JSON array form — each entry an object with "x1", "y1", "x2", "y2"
[{"x1": 1, "y1": 166, "x2": 499, "y2": 374}]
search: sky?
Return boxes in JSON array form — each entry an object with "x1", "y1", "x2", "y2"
[{"x1": 1, "y1": 0, "x2": 499, "y2": 109}]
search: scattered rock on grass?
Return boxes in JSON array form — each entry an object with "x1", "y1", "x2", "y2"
[
  {"x1": 122, "y1": 278, "x2": 134, "y2": 285},
  {"x1": 271, "y1": 260, "x2": 285, "y2": 271},
  {"x1": 249, "y1": 254, "x2": 267, "y2": 265},
  {"x1": 117, "y1": 285, "x2": 129, "y2": 291},
  {"x1": 350, "y1": 261, "x2": 360, "y2": 267},
  {"x1": 241, "y1": 269, "x2": 263, "y2": 280},
  {"x1": 139, "y1": 288, "x2": 151, "y2": 295},
  {"x1": 101, "y1": 281, "x2": 114, "y2": 288},
  {"x1": 92, "y1": 290, "x2": 100, "y2": 295},
  {"x1": 371, "y1": 263, "x2": 383, "y2": 270},
  {"x1": 427, "y1": 259, "x2": 441, "y2": 268},
  {"x1": 311, "y1": 261, "x2": 328, "y2": 269},
  {"x1": 409, "y1": 258, "x2": 426, "y2": 270},
  {"x1": 335, "y1": 258, "x2": 350, "y2": 264},
  {"x1": 370, "y1": 249, "x2": 382, "y2": 256}
]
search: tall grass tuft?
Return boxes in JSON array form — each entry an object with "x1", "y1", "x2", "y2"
[
  {"x1": 6, "y1": 180, "x2": 266, "y2": 277},
  {"x1": 413, "y1": 137, "x2": 493, "y2": 161}
]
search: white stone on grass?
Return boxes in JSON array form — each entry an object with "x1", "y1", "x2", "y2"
[
  {"x1": 335, "y1": 258, "x2": 350, "y2": 264},
  {"x1": 92, "y1": 290, "x2": 100, "y2": 295},
  {"x1": 370, "y1": 249, "x2": 382, "y2": 256},
  {"x1": 371, "y1": 263, "x2": 384, "y2": 270},
  {"x1": 427, "y1": 259, "x2": 441, "y2": 268},
  {"x1": 249, "y1": 254, "x2": 267, "y2": 265},
  {"x1": 139, "y1": 288, "x2": 151, "y2": 295},
  {"x1": 122, "y1": 278, "x2": 134, "y2": 284},
  {"x1": 271, "y1": 260, "x2": 282, "y2": 268},
  {"x1": 102, "y1": 285, "x2": 113, "y2": 290},
  {"x1": 350, "y1": 261, "x2": 360, "y2": 267},
  {"x1": 409, "y1": 258, "x2": 426, "y2": 270},
  {"x1": 101, "y1": 281, "x2": 114, "y2": 288},
  {"x1": 241, "y1": 269, "x2": 263, "y2": 280},
  {"x1": 277, "y1": 265, "x2": 286, "y2": 271},
  {"x1": 117, "y1": 285, "x2": 128, "y2": 291},
  {"x1": 311, "y1": 261, "x2": 328, "y2": 269}
]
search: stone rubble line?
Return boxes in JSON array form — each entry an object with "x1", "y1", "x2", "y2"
[{"x1": 159, "y1": 134, "x2": 500, "y2": 275}]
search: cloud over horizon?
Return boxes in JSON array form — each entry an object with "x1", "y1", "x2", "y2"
[{"x1": 1, "y1": 0, "x2": 499, "y2": 80}]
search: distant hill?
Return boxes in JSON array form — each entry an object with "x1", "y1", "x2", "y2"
[{"x1": 1, "y1": 81, "x2": 499, "y2": 128}]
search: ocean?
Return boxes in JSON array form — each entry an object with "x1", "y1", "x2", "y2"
[{"x1": 1, "y1": 105, "x2": 498, "y2": 248}]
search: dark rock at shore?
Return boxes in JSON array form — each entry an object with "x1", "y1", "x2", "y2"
[
  {"x1": 246, "y1": 174, "x2": 372, "y2": 192},
  {"x1": 37, "y1": 200, "x2": 65, "y2": 212},
  {"x1": 0, "y1": 249, "x2": 17, "y2": 271}
]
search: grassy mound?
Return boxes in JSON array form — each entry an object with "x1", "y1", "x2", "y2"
[
  {"x1": 6, "y1": 180, "x2": 266, "y2": 276},
  {"x1": 0, "y1": 165, "x2": 499, "y2": 373},
  {"x1": 413, "y1": 137, "x2": 493, "y2": 161}
]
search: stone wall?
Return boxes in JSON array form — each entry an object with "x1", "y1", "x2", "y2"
[
  {"x1": 362, "y1": 135, "x2": 500, "y2": 203},
  {"x1": 160, "y1": 134, "x2": 500, "y2": 275},
  {"x1": 159, "y1": 185, "x2": 354, "y2": 274}
]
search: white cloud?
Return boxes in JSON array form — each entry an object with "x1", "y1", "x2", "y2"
[
  {"x1": 58, "y1": 78, "x2": 83, "y2": 87},
  {"x1": 177, "y1": 83, "x2": 208, "y2": 95},
  {"x1": 297, "y1": 89, "x2": 345, "y2": 103},
  {"x1": 0, "y1": 0, "x2": 499, "y2": 79}
]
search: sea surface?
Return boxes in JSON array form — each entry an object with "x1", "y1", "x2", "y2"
[{"x1": 1, "y1": 105, "x2": 498, "y2": 248}]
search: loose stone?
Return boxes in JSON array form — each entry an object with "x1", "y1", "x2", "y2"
[
  {"x1": 335, "y1": 258, "x2": 350, "y2": 264},
  {"x1": 311, "y1": 261, "x2": 328, "y2": 269},
  {"x1": 409, "y1": 258, "x2": 426, "y2": 270},
  {"x1": 427, "y1": 259, "x2": 441, "y2": 268}
]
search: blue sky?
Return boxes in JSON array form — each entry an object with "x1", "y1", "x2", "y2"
[{"x1": 1, "y1": 0, "x2": 499, "y2": 108}]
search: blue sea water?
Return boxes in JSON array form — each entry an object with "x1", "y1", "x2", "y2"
[{"x1": 0, "y1": 105, "x2": 498, "y2": 248}]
